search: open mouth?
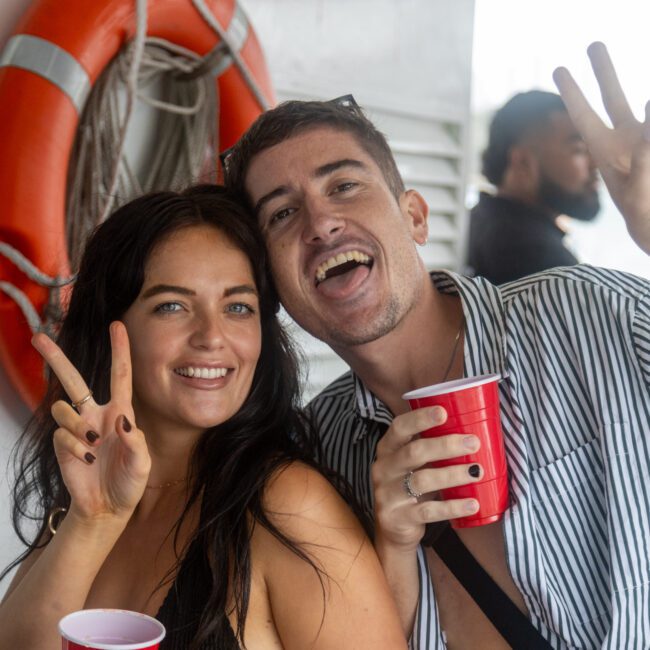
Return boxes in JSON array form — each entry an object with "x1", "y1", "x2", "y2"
[
  {"x1": 315, "y1": 250, "x2": 373, "y2": 286},
  {"x1": 175, "y1": 367, "x2": 229, "y2": 379}
]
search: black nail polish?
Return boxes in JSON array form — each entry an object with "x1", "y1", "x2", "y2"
[
  {"x1": 468, "y1": 464, "x2": 480, "y2": 478},
  {"x1": 84, "y1": 452, "x2": 96, "y2": 464},
  {"x1": 122, "y1": 416, "x2": 132, "y2": 432},
  {"x1": 86, "y1": 431, "x2": 99, "y2": 443}
]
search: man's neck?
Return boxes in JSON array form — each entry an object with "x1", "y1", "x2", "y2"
[{"x1": 332, "y1": 272, "x2": 464, "y2": 416}]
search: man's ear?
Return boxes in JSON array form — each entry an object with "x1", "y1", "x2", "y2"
[
  {"x1": 401, "y1": 189, "x2": 429, "y2": 244},
  {"x1": 508, "y1": 145, "x2": 539, "y2": 183}
]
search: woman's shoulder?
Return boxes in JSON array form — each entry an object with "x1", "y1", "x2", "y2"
[{"x1": 262, "y1": 461, "x2": 359, "y2": 536}]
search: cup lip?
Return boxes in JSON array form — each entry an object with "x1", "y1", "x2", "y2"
[
  {"x1": 59, "y1": 609, "x2": 165, "y2": 649},
  {"x1": 402, "y1": 373, "x2": 502, "y2": 400}
]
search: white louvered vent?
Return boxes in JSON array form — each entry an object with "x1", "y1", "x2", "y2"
[{"x1": 273, "y1": 91, "x2": 469, "y2": 402}]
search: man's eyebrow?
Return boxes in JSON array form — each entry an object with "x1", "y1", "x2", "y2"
[
  {"x1": 141, "y1": 284, "x2": 196, "y2": 299},
  {"x1": 314, "y1": 158, "x2": 366, "y2": 178},
  {"x1": 253, "y1": 159, "x2": 367, "y2": 216}
]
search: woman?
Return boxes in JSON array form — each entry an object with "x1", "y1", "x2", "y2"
[{"x1": 0, "y1": 186, "x2": 406, "y2": 649}]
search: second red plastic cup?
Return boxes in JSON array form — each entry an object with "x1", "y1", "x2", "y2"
[
  {"x1": 402, "y1": 373, "x2": 509, "y2": 528},
  {"x1": 59, "y1": 609, "x2": 165, "y2": 650}
]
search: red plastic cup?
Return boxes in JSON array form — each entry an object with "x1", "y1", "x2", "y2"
[
  {"x1": 402, "y1": 373, "x2": 509, "y2": 528},
  {"x1": 59, "y1": 609, "x2": 165, "y2": 650}
]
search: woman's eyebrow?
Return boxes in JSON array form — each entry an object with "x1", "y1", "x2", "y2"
[
  {"x1": 224, "y1": 285, "x2": 258, "y2": 298},
  {"x1": 141, "y1": 284, "x2": 195, "y2": 299}
]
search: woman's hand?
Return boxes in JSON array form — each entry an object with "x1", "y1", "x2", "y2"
[
  {"x1": 32, "y1": 322, "x2": 151, "y2": 524},
  {"x1": 554, "y1": 42, "x2": 650, "y2": 254}
]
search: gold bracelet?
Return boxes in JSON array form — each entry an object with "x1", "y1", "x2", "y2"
[{"x1": 47, "y1": 507, "x2": 67, "y2": 535}]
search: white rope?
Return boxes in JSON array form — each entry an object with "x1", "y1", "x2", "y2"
[
  {"x1": 190, "y1": 0, "x2": 270, "y2": 111},
  {"x1": 98, "y1": 0, "x2": 148, "y2": 223}
]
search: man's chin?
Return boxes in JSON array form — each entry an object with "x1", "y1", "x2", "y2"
[{"x1": 565, "y1": 197, "x2": 601, "y2": 222}]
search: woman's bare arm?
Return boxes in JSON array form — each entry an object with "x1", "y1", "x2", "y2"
[{"x1": 254, "y1": 462, "x2": 407, "y2": 650}]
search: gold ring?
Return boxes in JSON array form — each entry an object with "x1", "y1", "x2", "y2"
[
  {"x1": 403, "y1": 470, "x2": 422, "y2": 499},
  {"x1": 47, "y1": 507, "x2": 67, "y2": 535},
  {"x1": 71, "y1": 390, "x2": 93, "y2": 410}
]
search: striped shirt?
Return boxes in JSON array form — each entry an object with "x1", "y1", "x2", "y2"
[{"x1": 308, "y1": 265, "x2": 650, "y2": 649}]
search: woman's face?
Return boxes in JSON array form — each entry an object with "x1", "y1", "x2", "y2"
[{"x1": 122, "y1": 224, "x2": 262, "y2": 438}]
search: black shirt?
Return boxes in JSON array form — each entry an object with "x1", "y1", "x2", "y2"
[{"x1": 465, "y1": 192, "x2": 578, "y2": 284}]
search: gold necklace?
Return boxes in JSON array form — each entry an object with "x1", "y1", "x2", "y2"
[
  {"x1": 145, "y1": 476, "x2": 187, "y2": 490},
  {"x1": 441, "y1": 314, "x2": 465, "y2": 383}
]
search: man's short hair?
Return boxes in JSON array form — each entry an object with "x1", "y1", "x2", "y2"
[
  {"x1": 481, "y1": 90, "x2": 567, "y2": 186},
  {"x1": 223, "y1": 97, "x2": 405, "y2": 202}
]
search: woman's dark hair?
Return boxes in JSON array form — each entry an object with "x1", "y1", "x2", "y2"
[{"x1": 3, "y1": 185, "x2": 333, "y2": 648}]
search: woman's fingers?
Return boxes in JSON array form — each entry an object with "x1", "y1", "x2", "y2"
[
  {"x1": 32, "y1": 333, "x2": 97, "y2": 410},
  {"x1": 587, "y1": 41, "x2": 636, "y2": 128},
  {"x1": 53, "y1": 427, "x2": 96, "y2": 465},
  {"x1": 51, "y1": 400, "x2": 101, "y2": 446},
  {"x1": 109, "y1": 322, "x2": 133, "y2": 406},
  {"x1": 113, "y1": 414, "x2": 151, "y2": 479}
]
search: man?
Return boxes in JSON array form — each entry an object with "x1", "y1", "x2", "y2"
[
  {"x1": 224, "y1": 48, "x2": 650, "y2": 648},
  {"x1": 466, "y1": 90, "x2": 600, "y2": 284}
]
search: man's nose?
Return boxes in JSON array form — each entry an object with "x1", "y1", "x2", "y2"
[{"x1": 302, "y1": 197, "x2": 345, "y2": 244}]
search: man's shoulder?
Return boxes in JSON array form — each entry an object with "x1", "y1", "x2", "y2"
[
  {"x1": 496, "y1": 264, "x2": 650, "y2": 304},
  {"x1": 307, "y1": 370, "x2": 356, "y2": 416}
]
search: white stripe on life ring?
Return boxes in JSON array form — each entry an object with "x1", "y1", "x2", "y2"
[
  {"x1": 208, "y1": 1, "x2": 250, "y2": 77},
  {"x1": 0, "y1": 34, "x2": 91, "y2": 113}
]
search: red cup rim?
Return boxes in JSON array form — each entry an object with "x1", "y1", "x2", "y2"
[
  {"x1": 59, "y1": 609, "x2": 165, "y2": 649},
  {"x1": 402, "y1": 373, "x2": 502, "y2": 400}
]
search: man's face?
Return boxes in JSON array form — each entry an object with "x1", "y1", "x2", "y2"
[
  {"x1": 244, "y1": 126, "x2": 428, "y2": 349},
  {"x1": 534, "y1": 111, "x2": 600, "y2": 221}
]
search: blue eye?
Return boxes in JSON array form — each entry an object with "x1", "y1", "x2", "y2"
[
  {"x1": 154, "y1": 302, "x2": 183, "y2": 314},
  {"x1": 227, "y1": 302, "x2": 255, "y2": 316}
]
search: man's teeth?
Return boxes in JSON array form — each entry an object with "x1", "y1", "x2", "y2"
[
  {"x1": 315, "y1": 251, "x2": 371, "y2": 283},
  {"x1": 175, "y1": 367, "x2": 228, "y2": 379}
]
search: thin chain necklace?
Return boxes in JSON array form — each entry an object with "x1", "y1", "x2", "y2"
[
  {"x1": 441, "y1": 313, "x2": 465, "y2": 383},
  {"x1": 145, "y1": 476, "x2": 187, "y2": 490}
]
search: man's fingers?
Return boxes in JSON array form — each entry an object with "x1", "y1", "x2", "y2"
[
  {"x1": 553, "y1": 66, "x2": 608, "y2": 142},
  {"x1": 32, "y1": 333, "x2": 96, "y2": 409},
  {"x1": 404, "y1": 464, "x2": 483, "y2": 499},
  {"x1": 587, "y1": 41, "x2": 636, "y2": 128},
  {"x1": 110, "y1": 322, "x2": 133, "y2": 405},
  {"x1": 377, "y1": 407, "x2": 446, "y2": 454}
]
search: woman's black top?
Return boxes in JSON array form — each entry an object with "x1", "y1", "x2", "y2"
[{"x1": 156, "y1": 540, "x2": 239, "y2": 649}]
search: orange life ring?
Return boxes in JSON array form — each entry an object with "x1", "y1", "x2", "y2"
[{"x1": 0, "y1": 0, "x2": 274, "y2": 410}]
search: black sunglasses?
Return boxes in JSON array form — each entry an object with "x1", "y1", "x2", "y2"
[{"x1": 219, "y1": 94, "x2": 360, "y2": 174}]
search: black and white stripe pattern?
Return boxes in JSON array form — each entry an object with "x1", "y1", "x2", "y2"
[{"x1": 308, "y1": 265, "x2": 650, "y2": 649}]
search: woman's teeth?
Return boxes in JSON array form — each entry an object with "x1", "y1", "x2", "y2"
[{"x1": 175, "y1": 367, "x2": 227, "y2": 379}]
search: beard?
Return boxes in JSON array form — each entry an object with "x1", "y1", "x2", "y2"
[{"x1": 538, "y1": 174, "x2": 601, "y2": 222}]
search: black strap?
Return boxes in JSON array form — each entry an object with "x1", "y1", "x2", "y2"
[{"x1": 430, "y1": 525, "x2": 552, "y2": 649}]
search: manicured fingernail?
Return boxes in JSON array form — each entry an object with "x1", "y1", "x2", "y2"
[
  {"x1": 465, "y1": 499, "x2": 479, "y2": 513},
  {"x1": 468, "y1": 464, "x2": 481, "y2": 478},
  {"x1": 122, "y1": 416, "x2": 132, "y2": 432},
  {"x1": 86, "y1": 431, "x2": 99, "y2": 443},
  {"x1": 463, "y1": 435, "x2": 479, "y2": 451},
  {"x1": 432, "y1": 406, "x2": 447, "y2": 424},
  {"x1": 84, "y1": 452, "x2": 96, "y2": 464}
]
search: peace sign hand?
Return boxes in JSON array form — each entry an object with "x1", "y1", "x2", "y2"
[
  {"x1": 32, "y1": 322, "x2": 151, "y2": 525},
  {"x1": 554, "y1": 42, "x2": 650, "y2": 254}
]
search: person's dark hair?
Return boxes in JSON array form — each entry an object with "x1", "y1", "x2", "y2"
[
  {"x1": 481, "y1": 90, "x2": 567, "y2": 186},
  {"x1": 3, "y1": 185, "x2": 346, "y2": 648},
  {"x1": 223, "y1": 97, "x2": 405, "y2": 202}
]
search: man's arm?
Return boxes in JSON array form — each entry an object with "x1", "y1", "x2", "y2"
[
  {"x1": 554, "y1": 42, "x2": 650, "y2": 254},
  {"x1": 371, "y1": 406, "x2": 482, "y2": 646}
]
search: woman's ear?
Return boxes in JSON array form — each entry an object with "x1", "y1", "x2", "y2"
[{"x1": 401, "y1": 189, "x2": 429, "y2": 245}]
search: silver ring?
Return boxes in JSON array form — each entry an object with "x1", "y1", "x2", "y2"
[
  {"x1": 403, "y1": 470, "x2": 422, "y2": 499},
  {"x1": 71, "y1": 390, "x2": 93, "y2": 410}
]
